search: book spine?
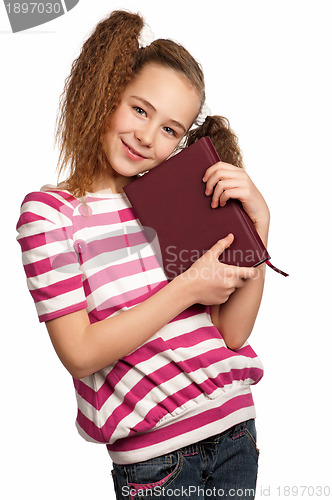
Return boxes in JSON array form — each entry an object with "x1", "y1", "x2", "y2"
[
  {"x1": 236, "y1": 204, "x2": 270, "y2": 259},
  {"x1": 202, "y1": 137, "x2": 221, "y2": 164},
  {"x1": 203, "y1": 137, "x2": 269, "y2": 262}
]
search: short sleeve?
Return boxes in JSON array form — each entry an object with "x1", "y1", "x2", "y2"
[{"x1": 16, "y1": 190, "x2": 88, "y2": 322}]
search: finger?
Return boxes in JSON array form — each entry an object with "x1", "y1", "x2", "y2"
[
  {"x1": 208, "y1": 233, "x2": 234, "y2": 259},
  {"x1": 211, "y1": 179, "x2": 240, "y2": 208},
  {"x1": 202, "y1": 161, "x2": 238, "y2": 183},
  {"x1": 210, "y1": 181, "x2": 225, "y2": 208},
  {"x1": 234, "y1": 278, "x2": 247, "y2": 289},
  {"x1": 205, "y1": 170, "x2": 243, "y2": 197},
  {"x1": 233, "y1": 265, "x2": 257, "y2": 280},
  {"x1": 219, "y1": 187, "x2": 246, "y2": 207},
  {"x1": 204, "y1": 171, "x2": 228, "y2": 196},
  {"x1": 202, "y1": 162, "x2": 226, "y2": 183}
]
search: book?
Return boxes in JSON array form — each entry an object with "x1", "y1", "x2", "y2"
[{"x1": 124, "y1": 137, "x2": 288, "y2": 280}]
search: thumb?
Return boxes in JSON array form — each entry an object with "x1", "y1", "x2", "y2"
[{"x1": 210, "y1": 233, "x2": 234, "y2": 259}]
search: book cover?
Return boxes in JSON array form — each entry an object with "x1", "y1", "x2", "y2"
[{"x1": 124, "y1": 137, "x2": 286, "y2": 280}]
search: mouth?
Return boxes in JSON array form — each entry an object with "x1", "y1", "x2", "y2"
[{"x1": 121, "y1": 140, "x2": 148, "y2": 161}]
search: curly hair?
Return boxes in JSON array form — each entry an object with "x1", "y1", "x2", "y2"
[
  {"x1": 186, "y1": 115, "x2": 243, "y2": 169},
  {"x1": 55, "y1": 10, "x2": 243, "y2": 197}
]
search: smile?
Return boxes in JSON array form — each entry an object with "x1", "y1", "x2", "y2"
[{"x1": 121, "y1": 140, "x2": 147, "y2": 161}]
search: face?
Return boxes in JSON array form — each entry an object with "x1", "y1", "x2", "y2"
[{"x1": 100, "y1": 64, "x2": 201, "y2": 186}]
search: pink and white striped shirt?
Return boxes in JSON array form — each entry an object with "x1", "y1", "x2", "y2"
[{"x1": 16, "y1": 187, "x2": 264, "y2": 464}]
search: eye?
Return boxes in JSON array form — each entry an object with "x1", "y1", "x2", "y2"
[
  {"x1": 134, "y1": 106, "x2": 147, "y2": 117},
  {"x1": 163, "y1": 126, "x2": 176, "y2": 137}
]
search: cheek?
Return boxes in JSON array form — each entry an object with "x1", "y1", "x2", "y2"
[
  {"x1": 156, "y1": 137, "x2": 180, "y2": 161},
  {"x1": 111, "y1": 105, "x2": 133, "y2": 132},
  {"x1": 101, "y1": 109, "x2": 129, "y2": 149}
]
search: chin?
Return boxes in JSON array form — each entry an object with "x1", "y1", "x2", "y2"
[{"x1": 111, "y1": 159, "x2": 149, "y2": 178}]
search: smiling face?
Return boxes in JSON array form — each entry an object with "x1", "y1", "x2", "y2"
[{"x1": 99, "y1": 63, "x2": 201, "y2": 192}]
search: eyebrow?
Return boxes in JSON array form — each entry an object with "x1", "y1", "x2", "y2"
[{"x1": 132, "y1": 96, "x2": 187, "y2": 133}]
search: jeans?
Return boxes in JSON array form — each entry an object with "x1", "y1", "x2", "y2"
[{"x1": 111, "y1": 419, "x2": 259, "y2": 499}]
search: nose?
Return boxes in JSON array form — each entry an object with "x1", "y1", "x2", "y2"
[{"x1": 134, "y1": 122, "x2": 156, "y2": 147}]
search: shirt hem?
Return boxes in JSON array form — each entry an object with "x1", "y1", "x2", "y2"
[
  {"x1": 105, "y1": 387, "x2": 256, "y2": 464},
  {"x1": 39, "y1": 301, "x2": 87, "y2": 322}
]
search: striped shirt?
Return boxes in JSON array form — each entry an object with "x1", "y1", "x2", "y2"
[{"x1": 16, "y1": 187, "x2": 264, "y2": 465}]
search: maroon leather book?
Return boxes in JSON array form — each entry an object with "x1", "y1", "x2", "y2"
[{"x1": 124, "y1": 137, "x2": 288, "y2": 280}]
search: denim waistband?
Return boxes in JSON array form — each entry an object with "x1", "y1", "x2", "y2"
[{"x1": 179, "y1": 419, "x2": 253, "y2": 456}]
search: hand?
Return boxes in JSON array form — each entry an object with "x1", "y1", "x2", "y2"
[
  {"x1": 202, "y1": 161, "x2": 270, "y2": 227},
  {"x1": 181, "y1": 234, "x2": 258, "y2": 306}
]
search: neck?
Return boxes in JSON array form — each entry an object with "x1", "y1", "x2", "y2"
[{"x1": 92, "y1": 172, "x2": 137, "y2": 194}]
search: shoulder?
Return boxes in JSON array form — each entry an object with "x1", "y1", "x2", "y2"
[
  {"x1": 17, "y1": 187, "x2": 79, "y2": 240},
  {"x1": 18, "y1": 187, "x2": 78, "y2": 221},
  {"x1": 20, "y1": 187, "x2": 78, "y2": 212}
]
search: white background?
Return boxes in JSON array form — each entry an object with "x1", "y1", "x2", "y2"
[{"x1": 1, "y1": 0, "x2": 331, "y2": 498}]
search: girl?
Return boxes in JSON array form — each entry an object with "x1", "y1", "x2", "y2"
[{"x1": 17, "y1": 10, "x2": 270, "y2": 500}]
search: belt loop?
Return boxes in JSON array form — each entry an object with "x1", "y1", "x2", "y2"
[
  {"x1": 231, "y1": 421, "x2": 246, "y2": 439},
  {"x1": 181, "y1": 442, "x2": 199, "y2": 457}
]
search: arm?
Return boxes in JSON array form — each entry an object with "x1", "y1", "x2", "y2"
[
  {"x1": 203, "y1": 161, "x2": 270, "y2": 350},
  {"x1": 47, "y1": 276, "x2": 193, "y2": 380},
  {"x1": 47, "y1": 236, "x2": 255, "y2": 379},
  {"x1": 210, "y1": 221, "x2": 269, "y2": 349}
]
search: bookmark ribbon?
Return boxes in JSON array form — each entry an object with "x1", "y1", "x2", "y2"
[{"x1": 266, "y1": 260, "x2": 289, "y2": 277}]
